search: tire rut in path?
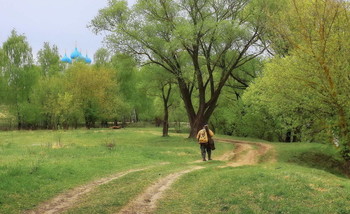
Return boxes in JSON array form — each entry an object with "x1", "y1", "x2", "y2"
[
  {"x1": 117, "y1": 166, "x2": 204, "y2": 214},
  {"x1": 26, "y1": 165, "x2": 166, "y2": 214}
]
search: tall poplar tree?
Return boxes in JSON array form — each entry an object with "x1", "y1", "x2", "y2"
[
  {"x1": 37, "y1": 42, "x2": 62, "y2": 77},
  {"x1": 2, "y1": 30, "x2": 37, "y2": 129},
  {"x1": 0, "y1": 47, "x2": 7, "y2": 103}
]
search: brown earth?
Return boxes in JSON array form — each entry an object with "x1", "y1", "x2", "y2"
[
  {"x1": 216, "y1": 138, "x2": 275, "y2": 167},
  {"x1": 117, "y1": 166, "x2": 204, "y2": 214},
  {"x1": 25, "y1": 164, "x2": 170, "y2": 214}
]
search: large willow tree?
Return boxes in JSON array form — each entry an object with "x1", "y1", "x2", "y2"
[{"x1": 90, "y1": 0, "x2": 267, "y2": 137}]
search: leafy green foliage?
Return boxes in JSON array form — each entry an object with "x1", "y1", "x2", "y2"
[
  {"x1": 1, "y1": 30, "x2": 39, "y2": 128},
  {"x1": 0, "y1": 29, "x2": 155, "y2": 130},
  {"x1": 37, "y1": 42, "x2": 62, "y2": 77},
  {"x1": 93, "y1": 48, "x2": 111, "y2": 68},
  {"x1": 109, "y1": 53, "x2": 157, "y2": 122},
  {"x1": 90, "y1": 0, "x2": 268, "y2": 137},
  {"x1": 65, "y1": 63, "x2": 118, "y2": 128},
  {"x1": 242, "y1": 0, "x2": 350, "y2": 161}
]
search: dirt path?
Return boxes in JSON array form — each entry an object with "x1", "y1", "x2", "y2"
[
  {"x1": 26, "y1": 165, "x2": 169, "y2": 214},
  {"x1": 27, "y1": 137, "x2": 273, "y2": 214},
  {"x1": 216, "y1": 138, "x2": 275, "y2": 167},
  {"x1": 117, "y1": 166, "x2": 204, "y2": 214},
  {"x1": 118, "y1": 139, "x2": 273, "y2": 214}
]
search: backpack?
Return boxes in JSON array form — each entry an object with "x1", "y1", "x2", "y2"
[{"x1": 198, "y1": 130, "x2": 208, "y2": 143}]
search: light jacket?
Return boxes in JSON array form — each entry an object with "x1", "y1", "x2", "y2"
[{"x1": 196, "y1": 129, "x2": 214, "y2": 143}]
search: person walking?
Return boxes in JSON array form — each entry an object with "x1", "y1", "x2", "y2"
[{"x1": 196, "y1": 124, "x2": 214, "y2": 161}]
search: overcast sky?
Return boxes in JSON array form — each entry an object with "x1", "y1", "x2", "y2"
[{"x1": 0, "y1": 0, "x2": 136, "y2": 61}]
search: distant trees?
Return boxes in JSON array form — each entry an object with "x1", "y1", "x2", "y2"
[
  {"x1": 0, "y1": 47, "x2": 7, "y2": 102},
  {"x1": 1, "y1": 30, "x2": 39, "y2": 129},
  {"x1": 94, "y1": 48, "x2": 111, "y2": 68},
  {"x1": 65, "y1": 63, "x2": 118, "y2": 129},
  {"x1": 108, "y1": 53, "x2": 157, "y2": 125},
  {"x1": 140, "y1": 64, "x2": 178, "y2": 137},
  {"x1": 0, "y1": 30, "x2": 155, "y2": 130},
  {"x1": 90, "y1": 0, "x2": 268, "y2": 137},
  {"x1": 37, "y1": 42, "x2": 62, "y2": 77}
]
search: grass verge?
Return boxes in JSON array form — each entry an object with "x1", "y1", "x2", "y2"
[{"x1": 156, "y1": 164, "x2": 350, "y2": 214}]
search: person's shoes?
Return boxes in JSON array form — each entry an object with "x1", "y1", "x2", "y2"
[
  {"x1": 208, "y1": 158, "x2": 212, "y2": 160},
  {"x1": 202, "y1": 159, "x2": 207, "y2": 161}
]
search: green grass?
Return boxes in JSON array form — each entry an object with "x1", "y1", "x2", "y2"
[
  {"x1": 0, "y1": 128, "x2": 232, "y2": 214},
  {"x1": 1, "y1": 128, "x2": 350, "y2": 214},
  {"x1": 156, "y1": 141, "x2": 350, "y2": 214},
  {"x1": 273, "y1": 142, "x2": 349, "y2": 177},
  {"x1": 156, "y1": 164, "x2": 350, "y2": 214}
]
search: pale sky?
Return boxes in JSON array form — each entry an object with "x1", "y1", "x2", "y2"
[{"x1": 0, "y1": 0, "x2": 136, "y2": 62}]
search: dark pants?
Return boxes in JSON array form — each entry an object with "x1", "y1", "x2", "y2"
[{"x1": 200, "y1": 143, "x2": 212, "y2": 160}]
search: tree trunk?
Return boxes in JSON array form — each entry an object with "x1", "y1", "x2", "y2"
[
  {"x1": 162, "y1": 106, "x2": 169, "y2": 137},
  {"x1": 101, "y1": 120, "x2": 108, "y2": 128},
  {"x1": 135, "y1": 110, "x2": 139, "y2": 122},
  {"x1": 155, "y1": 117, "x2": 162, "y2": 127},
  {"x1": 85, "y1": 121, "x2": 91, "y2": 129},
  {"x1": 188, "y1": 114, "x2": 208, "y2": 138},
  {"x1": 177, "y1": 77, "x2": 221, "y2": 138},
  {"x1": 285, "y1": 131, "x2": 291, "y2": 143},
  {"x1": 122, "y1": 116, "x2": 127, "y2": 127},
  {"x1": 17, "y1": 108, "x2": 22, "y2": 130},
  {"x1": 161, "y1": 83, "x2": 172, "y2": 137}
]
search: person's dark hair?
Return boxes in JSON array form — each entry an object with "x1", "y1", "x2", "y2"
[{"x1": 204, "y1": 124, "x2": 209, "y2": 133}]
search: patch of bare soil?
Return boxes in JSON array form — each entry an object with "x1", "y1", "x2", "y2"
[
  {"x1": 216, "y1": 138, "x2": 275, "y2": 167},
  {"x1": 26, "y1": 165, "x2": 169, "y2": 214},
  {"x1": 117, "y1": 166, "x2": 204, "y2": 214}
]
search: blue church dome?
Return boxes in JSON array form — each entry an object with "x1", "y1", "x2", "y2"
[
  {"x1": 62, "y1": 46, "x2": 92, "y2": 64},
  {"x1": 85, "y1": 55, "x2": 92, "y2": 64},
  {"x1": 70, "y1": 48, "x2": 81, "y2": 59},
  {"x1": 76, "y1": 54, "x2": 86, "y2": 62},
  {"x1": 61, "y1": 54, "x2": 72, "y2": 63}
]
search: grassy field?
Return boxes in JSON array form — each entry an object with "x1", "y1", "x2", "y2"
[
  {"x1": 0, "y1": 128, "x2": 350, "y2": 213},
  {"x1": 0, "y1": 128, "x2": 231, "y2": 213}
]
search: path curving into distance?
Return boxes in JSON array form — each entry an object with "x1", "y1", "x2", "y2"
[
  {"x1": 117, "y1": 138, "x2": 274, "y2": 214},
  {"x1": 216, "y1": 138, "x2": 275, "y2": 167},
  {"x1": 26, "y1": 138, "x2": 273, "y2": 214}
]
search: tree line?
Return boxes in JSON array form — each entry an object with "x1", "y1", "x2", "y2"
[
  {"x1": 0, "y1": 30, "x2": 184, "y2": 132},
  {"x1": 2, "y1": 0, "x2": 350, "y2": 165}
]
